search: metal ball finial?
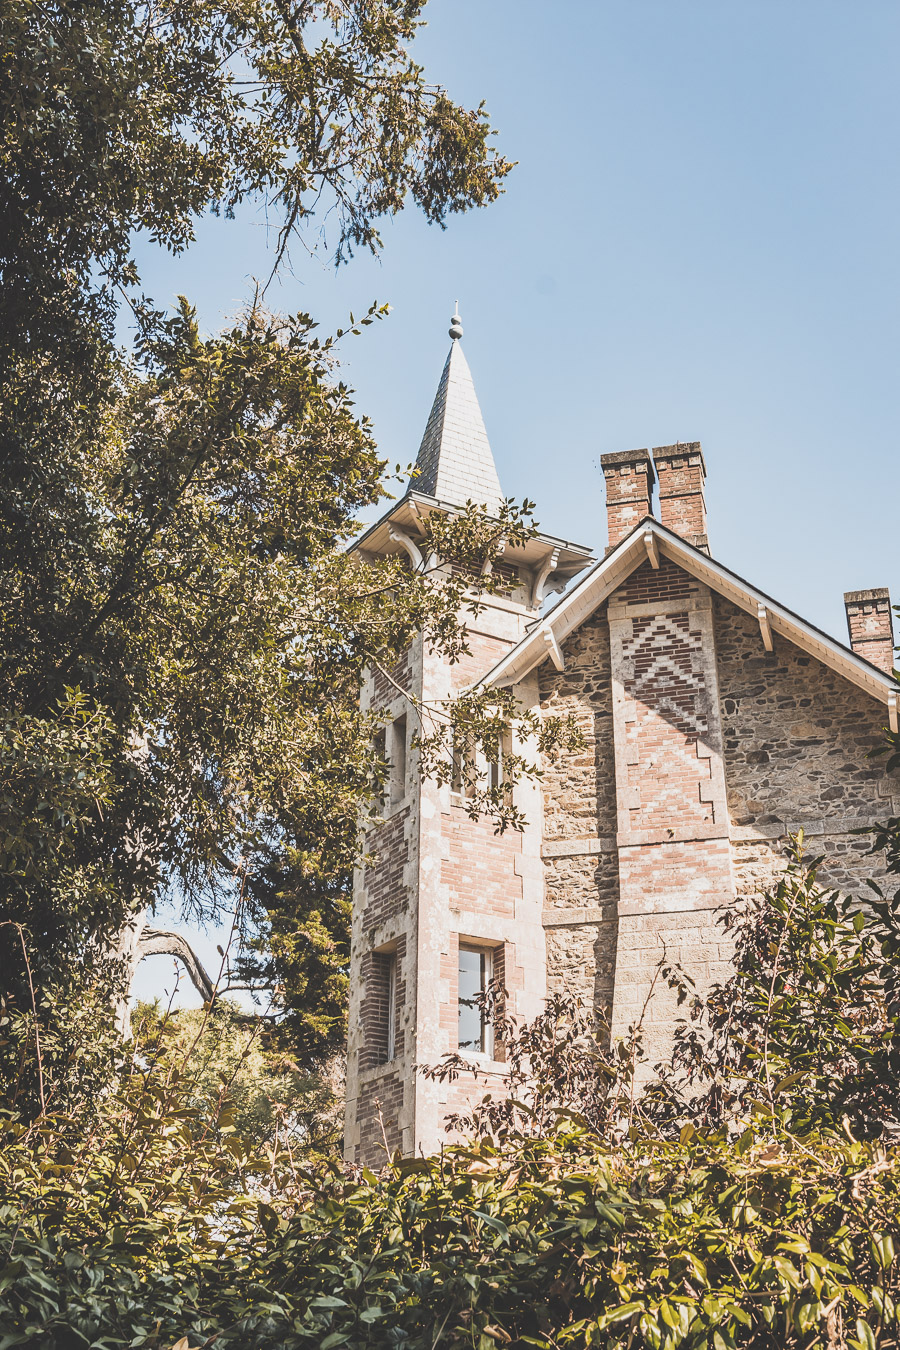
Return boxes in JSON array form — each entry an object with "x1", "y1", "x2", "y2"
[{"x1": 449, "y1": 301, "x2": 463, "y2": 340}]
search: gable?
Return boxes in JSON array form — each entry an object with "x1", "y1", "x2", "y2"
[{"x1": 482, "y1": 518, "x2": 898, "y2": 730}]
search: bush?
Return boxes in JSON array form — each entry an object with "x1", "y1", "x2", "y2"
[
  {"x1": 2, "y1": 1101, "x2": 900, "y2": 1348},
  {"x1": 5, "y1": 842, "x2": 900, "y2": 1347}
]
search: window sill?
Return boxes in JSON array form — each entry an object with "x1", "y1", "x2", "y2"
[
  {"x1": 379, "y1": 793, "x2": 411, "y2": 821},
  {"x1": 454, "y1": 1054, "x2": 508, "y2": 1075},
  {"x1": 359, "y1": 1057, "x2": 402, "y2": 1080}
]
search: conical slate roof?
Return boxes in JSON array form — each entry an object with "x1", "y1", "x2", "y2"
[{"x1": 411, "y1": 313, "x2": 503, "y2": 511}]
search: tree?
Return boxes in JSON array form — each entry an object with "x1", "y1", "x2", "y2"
[
  {"x1": 132, "y1": 997, "x2": 343, "y2": 1156},
  {"x1": 0, "y1": 0, "x2": 531, "y2": 1105}
]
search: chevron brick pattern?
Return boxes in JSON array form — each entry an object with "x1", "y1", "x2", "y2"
[{"x1": 622, "y1": 612, "x2": 715, "y2": 833}]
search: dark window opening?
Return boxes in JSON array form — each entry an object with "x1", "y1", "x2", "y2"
[
  {"x1": 370, "y1": 950, "x2": 397, "y2": 1065},
  {"x1": 391, "y1": 714, "x2": 407, "y2": 805}
]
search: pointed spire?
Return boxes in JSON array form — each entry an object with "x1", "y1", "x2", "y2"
[{"x1": 410, "y1": 307, "x2": 503, "y2": 511}]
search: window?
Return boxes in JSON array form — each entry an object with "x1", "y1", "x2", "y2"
[
  {"x1": 386, "y1": 953, "x2": 397, "y2": 1061},
  {"x1": 390, "y1": 715, "x2": 407, "y2": 806},
  {"x1": 370, "y1": 950, "x2": 397, "y2": 1065},
  {"x1": 458, "y1": 945, "x2": 492, "y2": 1055},
  {"x1": 488, "y1": 729, "x2": 512, "y2": 796},
  {"x1": 451, "y1": 735, "x2": 474, "y2": 798}
]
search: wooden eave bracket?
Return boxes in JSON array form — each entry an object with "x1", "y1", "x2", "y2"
[
  {"x1": 889, "y1": 692, "x2": 898, "y2": 735},
  {"x1": 388, "y1": 524, "x2": 424, "y2": 571},
  {"x1": 531, "y1": 546, "x2": 561, "y2": 608},
  {"x1": 757, "y1": 602, "x2": 774, "y2": 652},
  {"x1": 541, "y1": 625, "x2": 566, "y2": 672},
  {"x1": 643, "y1": 530, "x2": 660, "y2": 570}
]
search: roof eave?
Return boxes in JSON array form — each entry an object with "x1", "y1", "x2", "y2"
[
  {"x1": 482, "y1": 517, "x2": 898, "y2": 715},
  {"x1": 351, "y1": 491, "x2": 595, "y2": 575}
]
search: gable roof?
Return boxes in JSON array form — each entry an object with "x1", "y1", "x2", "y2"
[
  {"x1": 482, "y1": 516, "x2": 898, "y2": 728},
  {"x1": 411, "y1": 338, "x2": 504, "y2": 511}
]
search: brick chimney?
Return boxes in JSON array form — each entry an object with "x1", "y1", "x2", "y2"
[
  {"x1": 601, "y1": 449, "x2": 655, "y2": 552},
  {"x1": 844, "y1": 588, "x2": 895, "y2": 675},
  {"x1": 653, "y1": 442, "x2": 708, "y2": 552}
]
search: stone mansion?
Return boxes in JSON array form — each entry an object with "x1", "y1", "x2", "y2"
[{"x1": 344, "y1": 312, "x2": 899, "y2": 1167}]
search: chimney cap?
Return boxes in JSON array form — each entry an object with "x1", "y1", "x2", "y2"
[
  {"x1": 652, "y1": 441, "x2": 707, "y2": 475},
  {"x1": 600, "y1": 447, "x2": 655, "y2": 478},
  {"x1": 844, "y1": 587, "x2": 891, "y2": 605}
]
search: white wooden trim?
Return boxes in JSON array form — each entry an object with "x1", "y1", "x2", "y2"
[{"x1": 482, "y1": 518, "x2": 897, "y2": 718}]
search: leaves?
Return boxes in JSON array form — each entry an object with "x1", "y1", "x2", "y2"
[
  {"x1": 5, "y1": 1086, "x2": 900, "y2": 1349},
  {"x1": 0, "y1": 0, "x2": 515, "y2": 1109}
]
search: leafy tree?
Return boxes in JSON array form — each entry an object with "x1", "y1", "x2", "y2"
[
  {"x1": 0, "y1": 0, "x2": 534, "y2": 1101},
  {"x1": 132, "y1": 998, "x2": 343, "y2": 1156},
  {"x1": 4, "y1": 1050, "x2": 900, "y2": 1348},
  {"x1": 642, "y1": 838, "x2": 900, "y2": 1140}
]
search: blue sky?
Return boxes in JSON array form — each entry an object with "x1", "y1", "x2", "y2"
[{"x1": 130, "y1": 0, "x2": 900, "y2": 1005}]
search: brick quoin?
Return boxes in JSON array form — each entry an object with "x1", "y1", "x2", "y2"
[{"x1": 363, "y1": 808, "x2": 410, "y2": 929}]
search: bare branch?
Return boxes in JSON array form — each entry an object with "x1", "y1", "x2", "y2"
[{"x1": 136, "y1": 928, "x2": 216, "y2": 1003}]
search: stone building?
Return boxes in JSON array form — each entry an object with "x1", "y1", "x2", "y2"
[{"x1": 343, "y1": 312, "x2": 899, "y2": 1166}]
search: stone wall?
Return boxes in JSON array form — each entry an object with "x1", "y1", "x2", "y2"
[
  {"x1": 714, "y1": 594, "x2": 900, "y2": 897},
  {"x1": 529, "y1": 572, "x2": 899, "y2": 1067},
  {"x1": 538, "y1": 607, "x2": 619, "y2": 1011}
]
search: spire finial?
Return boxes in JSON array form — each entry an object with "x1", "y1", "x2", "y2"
[{"x1": 449, "y1": 302, "x2": 463, "y2": 341}]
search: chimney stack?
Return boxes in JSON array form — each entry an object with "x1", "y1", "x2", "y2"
[
  {"x1": 653, "y1": 442, "x2": 708, "y2": 552},
  {"x1": 601, "y1": 449, "x2": 655, "y2": 552},
  {"x1": 844, "y1": 588, "x2": 895, "y2": 675}
]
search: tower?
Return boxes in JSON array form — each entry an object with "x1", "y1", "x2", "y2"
[{"x1": 343, "y1": 311, "x2": 593, "y2": 1165}]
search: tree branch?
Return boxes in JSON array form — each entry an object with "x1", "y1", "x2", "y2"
[{"x1": 136, "y1": 928, "x2": 216, "y2": 1003}]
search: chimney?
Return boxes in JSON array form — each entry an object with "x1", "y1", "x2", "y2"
[
  {"x1": 844, "y1": 588, "x2": 895, "y2": 675},
  {"x1": 601, "y1": 449, "x2": 655, "y2": 552},
  {"x1": 653, "y1": 442, "x2": 708, "y2": 552}
]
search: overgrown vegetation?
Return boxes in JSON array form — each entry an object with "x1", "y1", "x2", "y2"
[{"x1": 5, "y1": 828, "x2": 900, "y2": 1347}]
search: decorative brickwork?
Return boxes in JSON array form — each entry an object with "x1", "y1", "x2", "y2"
[
  {"x1": 653, "y1": 443, "x2": 708, "y2": 551},
  {"x1": 363, "y1": 808, "x2": 410, "y2": 929},
  {"x1": 620, "y1": 555, "x2": 696, "y2": 606},
  {"x1": 601, "y1": 449, "x2": 655, "y2": 550},
  {"x1": 844, "y1": 588, "x2": 895, "y2": 676},
  {"x1": 608, "y1": 557, "x2": 733, "y2": 1063},
  {"x1": 442, "y1": 805, "x2": 521, "y2": 918}
]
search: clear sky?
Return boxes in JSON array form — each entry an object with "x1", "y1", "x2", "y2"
[{"x1": 130, "y1": 0, "x2": 900, "y2": 1005}]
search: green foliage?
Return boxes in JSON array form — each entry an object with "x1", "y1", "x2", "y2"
[
  {"x1": 0, "y1": 0, "x2": 512, "y2": 304},
  {"x1": 132, "y1": 998, "x2": 342, "y2": 1155},
  {"x1": 648, "y1": 839, "x2": 900, "y2": 1139},
  {"x1": 0, "y1": 962, "x2": 122, "y2": 1120},
  {"x1": 0, "y1": 0, "x2": 521, "y2": 1102},
  {"x1": 4, "y1": 1096, "x2": 900, "y2": 1348},
  {"x1": 6, "y1": 848, "x2": 900, "y2": 1347}
]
